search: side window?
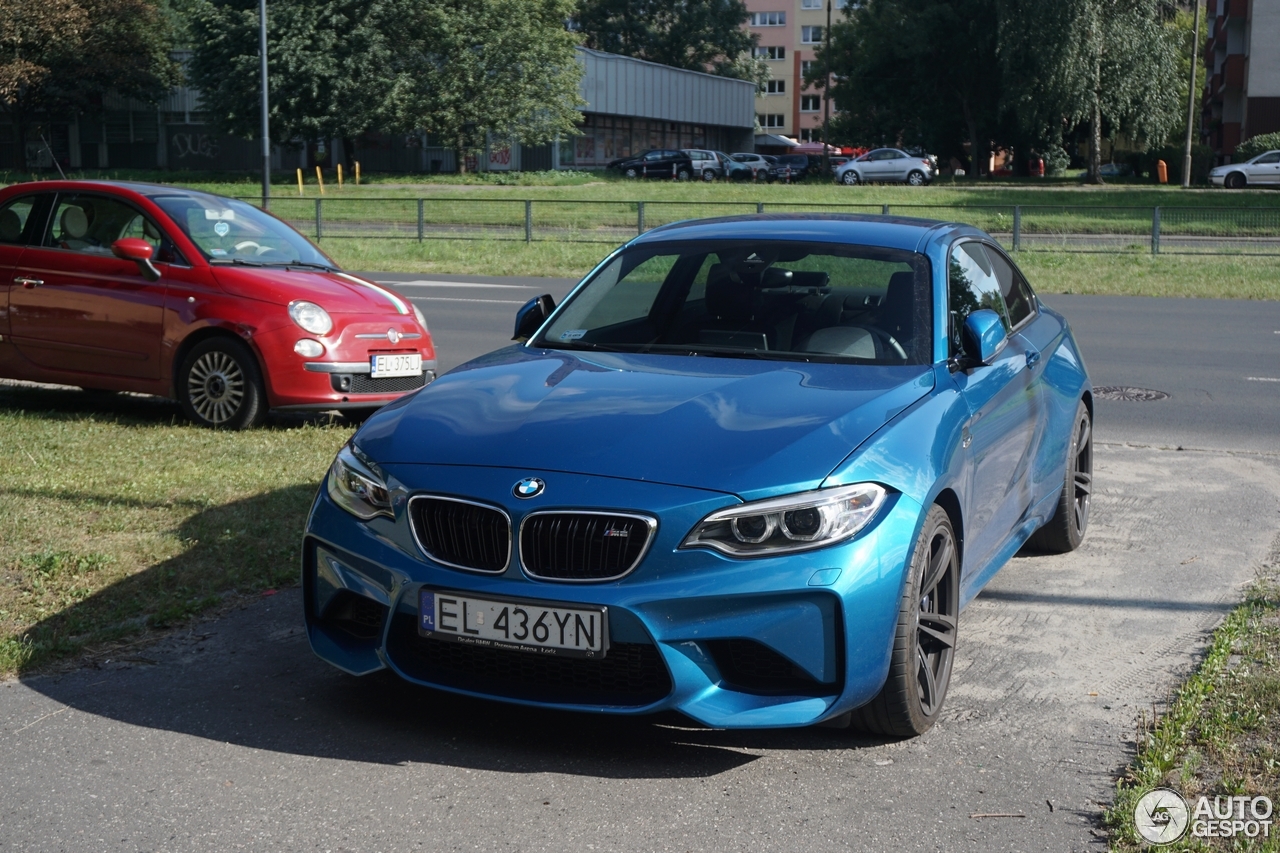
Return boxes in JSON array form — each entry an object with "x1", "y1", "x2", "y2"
[
  {"x1": 46, "y1": 194, "x2": 148, "y2": 256},
  {"x1": 948, "y1": 242, "x2": 1009, "y2": 354},
  {"x1": 1255, "y1": 152, "x2": 1280, "y2": 164},
  {"x1": 986, "y1": 248, "x2": 1037, "y2": 329},
  {"x1": 0, "y1": 195, "x2": 38, "y2": 245}
]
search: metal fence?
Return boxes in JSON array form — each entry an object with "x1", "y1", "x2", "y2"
[{"x1": 243, "y1": 197, "x2": 1280, "y2": 255}]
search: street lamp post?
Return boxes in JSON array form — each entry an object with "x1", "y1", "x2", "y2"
[
  {"x1": 821, "y1": 0, "x2": 832, "y2": 176},
  {"x1": 1181, "y1": 0, "x2": 1202, "y2": 189},
  {"x1": 259, "y1": 0, "x2": 270, "y2": 209}
]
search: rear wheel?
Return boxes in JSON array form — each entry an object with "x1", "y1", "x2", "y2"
[
  {"x1": 1224, "y1": 171, "x2": 1246, "y2": 189},
  {"x1": 702, "y1": 169, "x2": 717, "y2": 182},
  {"x1": 178, "y1": 337, "x2": 267, "y2": 429},
  {"x1": 907, "y1": 170, "x2": 926, "y2": 186},
  {"x1": 852, "y1": 504, "x2": 959, "y2": 737},
  {"x1": 677, "y1": 168, "x2": 692, "y2": 181},
  {"x1": 1029, "y1": 399, "x2": 1092, "y2": 552}
]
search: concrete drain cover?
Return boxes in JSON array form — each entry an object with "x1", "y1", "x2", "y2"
[{"x1": 1093, "y1": 386, "x2": 1170, "y2": 402}]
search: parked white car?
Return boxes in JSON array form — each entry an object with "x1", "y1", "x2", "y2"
[{"x1": 1210, "y1": 150, "x2": 1280, "y2": 188}]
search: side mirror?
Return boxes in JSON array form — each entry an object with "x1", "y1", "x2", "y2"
[
  {"x1": 112, "y1": 238, "x2": 162, "y2": 282},
  {"x1": 513, "y1": 294, "x2": 556, "y2": 343},
  {"x1": 961, "y1": 309, "x2": 1008, "y2": 365}
]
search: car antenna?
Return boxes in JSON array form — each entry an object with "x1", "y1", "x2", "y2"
[{"x1": 39, "y1": 132, "x2": 67, "y2": 179}]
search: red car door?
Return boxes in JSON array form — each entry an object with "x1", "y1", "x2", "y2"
[
  {"x1": 0, "y1": 193, "x2": 46, "y2": 352},
  {"x1": 9, "y1": 192, "x2": 167, "y2": 381}
]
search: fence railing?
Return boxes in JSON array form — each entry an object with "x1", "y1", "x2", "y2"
[{"x1": 242, "y1": 198, "x2": 1280, "y2": 255}]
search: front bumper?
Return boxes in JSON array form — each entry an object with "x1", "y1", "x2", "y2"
[{"x1": 302, "y1": 464, "x2": 924, "y2": 728}]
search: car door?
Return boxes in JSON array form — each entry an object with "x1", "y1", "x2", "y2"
[
  {"x1": 642, "y1": 151, "x2": 663, "y2": 177},
  {"x1": 9, "y1": 192, "x2": 169, "y2": 381},
  {"x1": 947, "y1": 240, "x2": 1041, "y2": 576},
  {"x1": 1247, "y1": 151, "x2": 1280, "y2": 184},
  {"x1": 0, "y1": 193, "x2": 48, "y2": 350},
  {"x1": 863, "y1": 149, "x2": 893, "y2": 181}
]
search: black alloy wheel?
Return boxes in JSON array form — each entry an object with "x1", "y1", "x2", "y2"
[
  {"x1": 1029, "y1": 399, "x2": 1093, "y2": 552},
  {"x1": 852, "y1": 504, "x2": 960, "y2": 737},
  {"x1": 178, "y1": 337, "x2": 267, "y2": 429},
  {"x1": 1224, "y1": 171, "x2": 1246, "y2": 189}
]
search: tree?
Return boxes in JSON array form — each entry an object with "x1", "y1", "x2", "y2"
[
  {"x1": 998, "y1": 0, "x2": 1182, "y2": 183},
  {"x1": 387, "y1": 0, "x2": 584, "y2": 172},
  {"x1": 575, "y1": 0, "x2": 759, "y2": 80},
  {"x1": 185, "y1": 0, "x2": 401, "y2": 163},
  {"x1": 0, "y1": 0, "x2": 178, "y2": 167},
  {"x1": 816, "y1": 0, "x2": 1003, "y2": 172}
]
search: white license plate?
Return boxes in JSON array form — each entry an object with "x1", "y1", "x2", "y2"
[
  {"x1": 418, "y1": 589, "x2": 608, "y2": 659},
  {"x1": 370, "y1": 353, "x2": 422, "y2": 378}
]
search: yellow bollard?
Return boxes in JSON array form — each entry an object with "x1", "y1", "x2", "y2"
[
  {"x1": 296, "y1": 168, "x2": 304, "y2": 195},
  {"x1": 337, "y1": 163, "x2": 343, "y2": 187},
  {"x1": 355, "y1": 161, "x2": 361, "y2": 185},
  {"x1": 315, "y1": 165, "x2": 325, "y2": 195}
]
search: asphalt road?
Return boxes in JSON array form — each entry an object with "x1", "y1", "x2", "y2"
[{"x1": 2, "y1": 276, "x2": 1279, "y2": 852}]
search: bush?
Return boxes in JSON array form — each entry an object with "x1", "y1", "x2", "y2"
[
  {"x1": 1234, "y1": 131, "x2": 1280, "y2": 162},
  {"x1": 1043, "y1": 147, "x2": 1071, "y2": 177}
]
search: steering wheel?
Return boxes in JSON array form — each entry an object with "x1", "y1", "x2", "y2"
[
  {"x1": 233, "y1": 240, "x2": 282, "y2": 257},
  {"x1": 861, "y1": 326, "x2": 909, "y2": 361}
]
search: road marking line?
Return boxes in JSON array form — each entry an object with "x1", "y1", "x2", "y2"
[
  {"x1": 375, "y1": 280, "x2": 532, "y2": 289},
  {"x1": 1245, "y1": 376, "x2": 1280, "y2": 382},
  {"x1": 412, "y1": 297, "x2": 526, "y2": 305}
]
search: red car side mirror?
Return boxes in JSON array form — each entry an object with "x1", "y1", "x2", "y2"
[{"x1": 112, "y1": 238, "x2": 162, "y2": 282}]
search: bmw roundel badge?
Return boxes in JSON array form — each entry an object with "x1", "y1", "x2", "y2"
[{"x1": 513, "y1": 477, "x2": 545, "y2": 499}]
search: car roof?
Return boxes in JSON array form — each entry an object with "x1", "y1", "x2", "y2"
[
  {"x1": 631, "y1": 213, "x2": 977, "y2": 252},
  {"x1": 1, "y1": 179, "x2": 236, "y2": 204}
]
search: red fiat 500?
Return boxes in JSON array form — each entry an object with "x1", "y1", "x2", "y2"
[{"x1": 0, "y1": 181, "x2": 436, "y2": 427}]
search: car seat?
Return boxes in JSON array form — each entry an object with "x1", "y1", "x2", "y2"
[{"x1": 0, "y1": 209, "x2": 21, "y2": 243}]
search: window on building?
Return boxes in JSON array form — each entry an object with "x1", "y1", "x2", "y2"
[
  {"x1": 764, "y1": 80, "x2": 786, "y2": 94},
  {"x1": 801, "y1": 60, "x2": 817, "y2": 76},
  {"x1": 754, "y1": 46, "x2": 786, "y2": 60},
  {"x1": 750, "y1": 11, "x2": 786, "y2": 26},
  {"x1": 801, "y1": 26, "x2": 823, "y2": 43},
  {"x1": 799, "y1": 128, "x2": 825, "y2": 142},
  {"x1": 801, "y1": 95, "x2": 822, "y2": 112},
  {"x1": 758, "y1": 114, "x2": 786, "y2": 129},
  {"x1": 802, "y1": 0, "x2": 851, "y2": 6}
]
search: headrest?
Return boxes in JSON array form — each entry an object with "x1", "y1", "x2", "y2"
[
  {"x1": 886, "y1": 270, "x2": 914, "y2": 302},
  {"x1": 0, "y1": 210, "x2": 21, "y2": 242},
  {"x1": 705, "y1": 264, "x2": 756, "y2": 321},
  {"x1": 60, "y1": 206, "x2": 88, "y2": 239}
]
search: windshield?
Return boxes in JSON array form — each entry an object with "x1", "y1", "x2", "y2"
[
  {"x1": 535, "y1": 240, "x2": 933, "y2": 365},
  {"x1": 150, "y1": 195, "x2": 335, "y2": 267}
]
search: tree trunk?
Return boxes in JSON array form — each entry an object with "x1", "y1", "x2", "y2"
[
  {"x1": 342, "y1": 136, "x2": 357, "y2": 172},
  {"x1": 1087, "y1": 94, "x2": 1103, "y2": 184}
]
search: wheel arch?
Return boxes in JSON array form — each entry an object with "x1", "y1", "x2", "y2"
[
  {"x1": 171, "y1": 326, "x2": 268, "y2": 400},
  {"x1": 931, "y1": 487, "x2": 965, "y2": 577}
]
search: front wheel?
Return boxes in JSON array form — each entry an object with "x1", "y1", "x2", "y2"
[
  {"x1": 907, "y1": 170, "x2": 926, "y2": 186},
  {"x1": 852, "y1": 504, "x2": 959, "y2": 737},
  {"x1": 1224, "y1": 171, "x2": 1246, "y2": 190},
  {"x1": 178, "y1": 337, "x2": 267, "y2": 429},
  {"x1": 624, "y1": 167, "x2": 639, "y2": 179},
  {"x1": 840, "y1": 170, "x2": 859, "y2": 186},
  {"x1": 1028, "y1": 399, "x2": 1092, "y2": 552}
]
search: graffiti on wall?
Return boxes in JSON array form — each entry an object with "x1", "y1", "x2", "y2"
[{"x1": 171, "y1": 133, "x2": 220, "y2": 160}]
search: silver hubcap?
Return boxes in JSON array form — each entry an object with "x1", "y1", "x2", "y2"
[{"x1": 188, "y1": 351, "x2": 245, "y2": 424}]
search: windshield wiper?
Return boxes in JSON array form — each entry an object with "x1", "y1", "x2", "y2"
[{"x1": 209, "y1": 258, "x2": 336, "y2": 271}]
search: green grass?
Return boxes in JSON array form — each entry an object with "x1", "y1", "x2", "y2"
[
  {"x1": 0, "y1": 388, "x2": 353, "y2": 676},
  {"x1": 1105, "y1": 563, "x2": 1280, "y2": 851}
]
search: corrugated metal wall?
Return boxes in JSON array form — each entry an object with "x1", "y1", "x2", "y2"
[{"x1": 577, "y1": 48, "x2": 755, "y2": 129}]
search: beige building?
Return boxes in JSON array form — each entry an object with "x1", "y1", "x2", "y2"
[
  {"x1": 744, "y1": 0, "x2": 848, "y2": 142},
  {"x1": 1203, "y1": 0, "x2": 1280, "y2": 159}
]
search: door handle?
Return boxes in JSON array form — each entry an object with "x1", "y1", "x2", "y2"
[
  {"x1": 14, "y1": 277, "x2": 43, "y2": 288},
  {"x1": 1025, "y1": 349, "x2": 1042, "y2": 369}
]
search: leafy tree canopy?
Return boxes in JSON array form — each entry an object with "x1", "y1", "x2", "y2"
[{"x1": 575, "y1": 0, "x2": 759, "y2": 80}]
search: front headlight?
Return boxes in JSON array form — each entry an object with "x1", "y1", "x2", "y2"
[
  {"x1": 411, "y1": 302, "x2": 429, "y2": 331},
  {"x1": 327, "y1": 443, "x2": 392, "y2": 519},
  {"x1": 681, "y1": 483, "x2": 886, "y2": 557},
  {"x1": 289, "y1": 300, "x2": 333, "y2": 335}
]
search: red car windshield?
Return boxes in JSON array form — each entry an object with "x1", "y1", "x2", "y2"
[{"x1": 151, "y1": 195, "x2": 335, "y2": 268}]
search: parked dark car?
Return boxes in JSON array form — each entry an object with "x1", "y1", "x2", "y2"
[
  {"x1": 608, "y1": 149, "x2": 694, "y2": 181},
  {"x1": 772, "y1": 154, "x2": 812, "y2": 180}
]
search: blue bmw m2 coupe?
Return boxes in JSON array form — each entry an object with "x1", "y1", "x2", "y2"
[{"x1": 303, "y1": 214, "x2": 1092, "y2": 736}]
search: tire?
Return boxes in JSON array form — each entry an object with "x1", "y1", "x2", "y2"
[
  {"x1": 624, "y1": 167, "x2": 639, "y2": 179},
  {"x1": 1028, "y1": 399, "x2": 1092, "y2": 553},
  {"x1": 907, "y1": 170, "x2": 926, "y2": 186},
  {"x1": 1224, "y1": 171, "x2": 1246, "y2": 190},
  {"x1": 841, "y1": 170, "x2": 859, "y2": 186},
  {"x1": 178, "y1": 337, "x2": 267, "y2": 429},
  {"x1": 677, "y1": 168, "x2": 692, "y2": 181},
  {"x1": 851, "y1": 504, "x2": 960, "y2": 737},
  {"x1": 702, "y1": 169, "x2": 717, "y2": 182}
]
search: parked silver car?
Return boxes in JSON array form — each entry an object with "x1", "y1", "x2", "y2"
[
  {"x1": 1210, "y1": 150, "x2": 1280, "y2": 189},
  {"x1": 835, "y1": 148, "x2": 936, "y2": 186}
]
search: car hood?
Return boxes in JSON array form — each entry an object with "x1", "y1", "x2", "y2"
[
  {"x1": 356, "y1": 347, "x2": 934, "y2": 497},
  {"x1": 211, "y1": 266, "x2": 409, "y2": 315}
]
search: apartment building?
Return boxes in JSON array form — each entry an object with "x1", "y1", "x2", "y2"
[
  {"x1": 1203, "y1": 0, "x2": 1280, "y2": 159},
  {"x1": 745, "y1": 0, "x2": 847, "y2": 141}
]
